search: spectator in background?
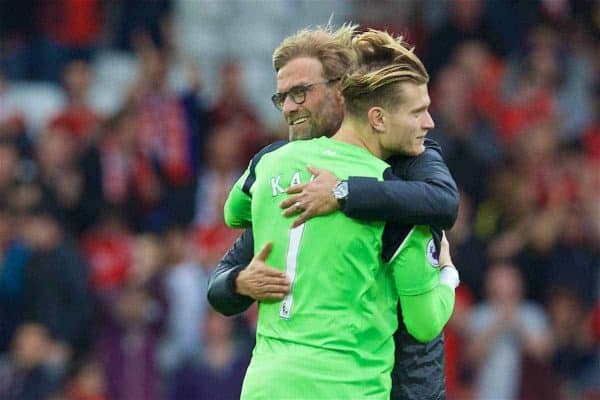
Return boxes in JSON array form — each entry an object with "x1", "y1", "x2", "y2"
[
  {"x1": 424, "y1": 0, "x2": 518, "y2": 80},
  {"x1": 587, "y1": 303, "x2": 600, "y2": 397},
  {"x1": 583, "y1": 83, "x2": 600, "y2": 161},
  {"x1": 546, "y1": 287, "x2": 598, "y2": 398},
  {"x1": 0, "y1": 1, "x2": 36, "y2": 80},
  {"x1": 540, "y1": 183, "x2": 600, "y2": 307},
  {"x1": 474, "y1": 23, "x2": 593, "y2": 148},
  {"x1": 429, "y1": 56, "x2": 501, "y2": 204},
  {"x1": 194, "y1": 124, "x2": 243, "y2": 225},
  {"x1": 0, "y1": 72, "x2": 30, "y2": 155},
  {"x1": 500, "y1": 24, "x2": 594, "y2": 141},
  {"x1": 481, "y1": 120, "x2": 598, "y2": 304},
  {"x1": 172, "y1": 310, "x2": 251, "y2": 400},
  {"x1": 49, "y1": 59, "x2": 100, "y2": 143},
  {"x1": 20, "y1": 208, "x2": 93, "y2": 359},
  {"x1": 210, "y1": 60, "x2": 265, "y2": 166},
  {"x1": 80, "y1": 107, "x2": 162, "y2": 232},
  {"x1": 115, "y1": 0, "x2": 173, "y2": 51},
  {"x1": 180, "y1": 62, "x2": 212, "y2": 172},
  {"x1": 129, "y1": 47, "x2": 194, "y2": 186},
  {"x1": 0, "y1": 139, "x2": 21, "y2": 199},
  {"x1": 64, "y1": 356, "x2": 107, "y2": 400},
  {"x1": 128, "y1": 47, "x2": 197, "y2": 229},
  {"x1": 492, "y1": 25, "x2": 559, "y2": 144},
  {"x1": 34, "y1": 0, "x2": 102, "y2": 82},
  {"x1": 0, "y1": 206, "x2": 31, "y2": 352},
  {"x1": 446, "y1": 192, "x2": 486, "y2": 300},
  {"x1": 473, "y1": 121, "x2": 582, "y2": 303},
  {"x1": 35, "y1": 125, "x2": 89, "y2": 234},
  {"x1": 443, "y1": 286, "x2": 474, "y2": 400},
  {"x1": 0, "y1": 322, "x2": 67, "y2": 400},
  {"x1": 474, "y1": 164, "x2": 537, "y2": 256},
  {"x1": 6, "y1": 180, "x2": 42, "y2": 219},
  {"x1": 497, "y1": 121, "x2": 569, "y2": 301},
  {"x1": 158, "y1": 226, "x2": 207, "y2": 377},
  {"x1": 581, "y1": 84, "x2": 600, "y2": 231},
  {"x1": 96, "y1": 234, "x2": 167, "y2": 400},
  {"x1": 193, "y1": 124, "x2": 244, "y2": 267},
  {"x1": 80, "y1": 210, "x2": 134, "y2": 293},
  {"x1": 466, "y1": 262, "x2": 553, "y2": 400}
]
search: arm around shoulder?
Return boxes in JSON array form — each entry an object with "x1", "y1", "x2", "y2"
[{"x1": 344, "y1": 144, "x2": 459, "y2": 228}]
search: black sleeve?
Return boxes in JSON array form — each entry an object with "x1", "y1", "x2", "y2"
[
  {"x1": 207, "y1": 229, "x2": 256, "y2": 316},
  {"x1": 208, "y1": 141, "x2": 289, "y2": 316},
  {"x1": 343, "y1": 140, "x2": 459, "y2": 229}
]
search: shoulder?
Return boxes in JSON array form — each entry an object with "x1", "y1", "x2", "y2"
[
  {"x1": 249, "y1": 140, "x2": 289, "y2": 166},
  {"x1": 386, "y1": 138, "x2": 447, "y2": 178},
  {"x1": 413, "y1": 139, "x2": 445, "y2": 163},
  {"x1": 423, "y1": 138, "x2": 444, "y2": 157},
  {"x1": 241, "y1": 140, "x2": 289, "y2": 195},
  {"x1": 388, "y1": 139, "x2": 444, "y2": 167}
]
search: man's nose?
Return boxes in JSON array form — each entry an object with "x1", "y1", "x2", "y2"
[
  {"x1": 423, "y1": 111, "x2": 435, "y2": 130},
  {"x1": 282, "y1": 95, "x2": 300, "y2": 115}
]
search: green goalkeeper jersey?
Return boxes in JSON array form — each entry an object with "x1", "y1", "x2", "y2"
[{"x1": 225, "y1": 137, "x2": 450, "y2": 399}]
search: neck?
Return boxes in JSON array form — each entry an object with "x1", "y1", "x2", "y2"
[{"x1": 332, "y1": 117, "x2": 386, "y2": 159}]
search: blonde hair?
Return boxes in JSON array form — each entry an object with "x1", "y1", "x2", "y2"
[
  {"x1": 342, "y1": 30, "x2": 429, "y2": 116},
  {"x1": 272, "y1": 23, "x2": 358, "y2": 80}
]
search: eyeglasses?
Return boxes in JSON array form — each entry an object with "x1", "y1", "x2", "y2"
[{"x1": 271, "y1": 78, "x2": 340, "y2": 110}]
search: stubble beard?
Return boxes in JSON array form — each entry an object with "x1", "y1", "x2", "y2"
[
  {"x1": 288, "y1": 94, "x2": 344, "y2": 141},
  {"x1": 289, "y1": 123, "x2": 313, "y2": 141},
  {"x1": 288, "y1": 111, "x2": 340, "y2": 141}
]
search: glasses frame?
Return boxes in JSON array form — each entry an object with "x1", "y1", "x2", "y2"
[{"x1": 271, "y1": 78, "x2": 340, "y2": 110}]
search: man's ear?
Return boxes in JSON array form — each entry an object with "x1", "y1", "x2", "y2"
[
  {"x1": 367, "y1": 107, "x2": 385, "y2": 133},
  {"x1": 336, "y1": 88, "x2": 345, "y2": 107}
]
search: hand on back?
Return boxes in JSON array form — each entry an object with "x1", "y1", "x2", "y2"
[
  {"x1": 236, "y1": 242, "x2": 291, "y2": 300},
  {"x1": 280, "y1": 166, "x2": 341, "y2": 227}
]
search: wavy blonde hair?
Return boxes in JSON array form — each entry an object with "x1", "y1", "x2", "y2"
[
  {"x1": 342, "y1": 30, "x2": 429, "y2": 116},
  {"x1": 272, "y1": 23, "x2": 358, "y2": 81}
]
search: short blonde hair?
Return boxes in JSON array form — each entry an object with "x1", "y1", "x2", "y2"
[
  {"x1": 342, "y1": 30, "x2": 429, "y2": 116},
  {"x1": 272, "y1": 23, "x2": 358, "y2": 81}
]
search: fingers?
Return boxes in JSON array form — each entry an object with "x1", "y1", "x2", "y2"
[
  {"x1": 286, "y1": 183, "x2": 307, "y2": 195},
  {"x1": 281, "y1": 198, "x2": 305, "y2": 218},
  {"x1": 258, "y1": 266, "x2": 287, "y2": 279},
  {"x1": 440, "y1": 231, "x2": 450, "y2": 252},
  {"x1": 438, "y1": 230, "x2": 453, "y2": 267},
  {"x1": 280, "y1": 194, "x2": 301, "y2": 210},
  {"x1": 307, "y1": 165, "x2": 321, "y2": 176},
  {"x1": 441, "y1": 231, "x2": 449, "y2": 246},
  {"x1": 252, "y1": 277, "x2": 291, "y2": 300},
  {"x1": 257, "y1": 291, "x2": 288, "y2": 300},
  {"x1": 261, "y1": 283, "x2": 290, "y2": 294},
  {"x1": 291, "y1": 210, "x2": 311, "y2": 228},
  {"x1": 254, "y1": 242, "x2": 273, "y2": 261}
]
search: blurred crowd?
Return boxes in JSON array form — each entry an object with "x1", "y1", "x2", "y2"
[{"x1": 0, "y1": 0, "x2": 599, "y2": 399}]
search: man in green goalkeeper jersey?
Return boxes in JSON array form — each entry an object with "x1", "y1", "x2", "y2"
[{"x1": 224, "y1": 30, "x2": 459, "y2": 399}]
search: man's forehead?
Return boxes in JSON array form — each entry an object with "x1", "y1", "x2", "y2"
[
  {"x1": 276, "y1": 57, "x2": 325, "y2": 90},
  {"x1": 397, "y1": 82, "x2": 430, "y2": 109}
]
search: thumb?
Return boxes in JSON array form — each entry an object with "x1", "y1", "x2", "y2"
[
  {"x1": 255, "y1": 242, "x2": 273, "y2": 261},
  {"x1": 441, "y1": 230, "x2": 448, "y2": 246},
  {"x1": 307, "y1": 165, "x2": 322, "y2": 176}
]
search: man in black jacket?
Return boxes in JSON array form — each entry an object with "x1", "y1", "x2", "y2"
[{"x1": 208, "y1": 24, "x2": 458, "y2": 400}]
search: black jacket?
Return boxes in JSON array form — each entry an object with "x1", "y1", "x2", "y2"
[{"x1": 207, "y1": 138, "x2": 458, "y2": 400}]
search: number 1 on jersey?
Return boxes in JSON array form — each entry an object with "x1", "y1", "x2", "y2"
[{"x1": 280, "y1": 224, "x2": 305, "y2": 319}]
